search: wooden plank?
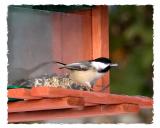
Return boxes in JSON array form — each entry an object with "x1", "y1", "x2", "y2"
[
  {"x1": 30, "y1": 87, "x2": 153, "y2": 108},
  {"x1": 8, "y1": 103, "x2": 140, "y2": 123},
  {"x1": 51, "y1": 11, "x2": 93, "y2": 74},
  {"x1": 8, "y1": 88, "x2": 39, "y2": 100},
  {"x1": 61, "y1": 13, "x2": 86, "y2": 63},
  {"x1": 71, "y1": 9, "x2": 93, "y2": 60},
  {"x1": 52, "y1": 9, "x2": 93, "y2": 74},
  {"x1": 8, "y1": 87, "x2": 153, "y2": 108},
  {"x1": 91, "y1": 6, "x2": 110, "y2": 92},
  {"x1": 30, "y1": 86, "x2": 108, "y2": 98},
  {"x1": 8, "y1": 97, "x2": 84, "y2": 113}
]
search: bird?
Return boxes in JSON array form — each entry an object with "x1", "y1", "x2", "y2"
[{"x1": 53, "y1": 57, "x2": 118, "y2": 90}]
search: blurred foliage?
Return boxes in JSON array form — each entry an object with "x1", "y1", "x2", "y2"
[{"x1": 109, "y1": 5, "x2": 153, "y2": 97}]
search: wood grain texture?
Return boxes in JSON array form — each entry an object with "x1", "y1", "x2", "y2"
[
  {"x1": 71, "y1": 10, "x2": 93, "y2": 60},
  {"x1": 30, "y1": 87, "x2": 153, "y2": 108},
  {"x1": 91, "y1": 6, "x2": 110, "y2": 92},
  {"x1": 8, "y1": 88, "x2": 39, "y2": 100},
  {"x1": 52, "y1": 11, "x2": 92, "y2": 74},
  {"x1": 8, "y1": 87, "x2": 153, "y2": 108},
  {"x1": 8, "y1": 103, "x2": 139, "y2": 123},
  {"x1": 8, "y1": 97, "x2": 84, "y2": 113}
]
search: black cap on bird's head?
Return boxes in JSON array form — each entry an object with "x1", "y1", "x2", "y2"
[{"x1": 93, "y1": 57, "x2": 112, "y2": 64}]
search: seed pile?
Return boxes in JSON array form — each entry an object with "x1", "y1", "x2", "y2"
[{"x1": 11, "y1": 74, "x2": 91, "y2": 91}]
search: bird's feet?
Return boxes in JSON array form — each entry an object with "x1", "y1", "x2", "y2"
[{"x1": 94, "y1": 84, "x2": 109, "y2": 92}]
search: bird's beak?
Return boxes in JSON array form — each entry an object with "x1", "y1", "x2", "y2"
[{"x1": 110, "y1": 63, "x2": 118, "y2": 67}]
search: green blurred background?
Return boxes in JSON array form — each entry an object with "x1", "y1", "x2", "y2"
[{"x1": 109, "y1": 5, "x2": 153, "y2": 97}]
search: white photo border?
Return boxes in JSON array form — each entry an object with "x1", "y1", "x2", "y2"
[{"x1": 0, "y1": 0, "x2": 160, "y2": 128}]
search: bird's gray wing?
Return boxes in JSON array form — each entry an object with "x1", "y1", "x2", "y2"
[{"x1": 60, "y1": 62, "x2": 91, "y2": 71}]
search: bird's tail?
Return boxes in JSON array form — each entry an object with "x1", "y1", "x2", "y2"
[
  {"x1": 53, "y1": 61, "x2": 66, "y2": 65},
  {"x1": 53, "y1": 61, "x2": 66, "y2": 69}
]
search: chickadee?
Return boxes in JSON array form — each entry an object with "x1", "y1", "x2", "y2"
[{"x1": 54, "y1": 57, "x2": 118, "y2": 88}]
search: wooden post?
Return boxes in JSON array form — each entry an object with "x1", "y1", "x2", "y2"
[{"x1": 92, "y1": 6, "x2": 110, "y2": 93}]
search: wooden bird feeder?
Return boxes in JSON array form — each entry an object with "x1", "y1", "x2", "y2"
[{"x1": 8, "y1": 5, "x2": 153, "y2": 123}]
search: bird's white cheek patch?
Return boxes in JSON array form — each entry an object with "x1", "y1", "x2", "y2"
[{"x1": 91, "y1": 62, "x2": 110, "y2": 70}]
